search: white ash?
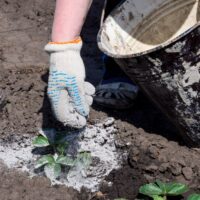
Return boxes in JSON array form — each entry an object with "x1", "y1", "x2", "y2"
[
  {"x1": 104, "y1": 117, "x2": 115, "y2": 127},
  {"x1": 0, "y1": 137, "x2": 34, "y2": 171},
  {"x1": 0, "y1": 118, "x2": 126, "y2": 192}
]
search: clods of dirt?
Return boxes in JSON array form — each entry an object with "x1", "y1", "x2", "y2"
[
  {"x1": 0, "y1": 0, "x2": 200, "y2": 199},
  {"x1": 0, "y1": 59, "x2": 200, "y2": 200},
  {"x1": 87, "y1": 119, "x2": 200, "y2": 200},
  {"x1": 0, "y1": 161, "x2": 83, "y2": 200}
]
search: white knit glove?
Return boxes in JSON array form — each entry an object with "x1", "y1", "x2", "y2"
[{"x1": 44, "y1": 38, "x2": 95, "y2": 128}]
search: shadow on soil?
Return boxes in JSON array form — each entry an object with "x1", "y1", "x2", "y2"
[
  {"x1": 92, "y1": 91, "x2": 183, "y2": 145},
  {"x1": 39, "y1": 68, "x2": 183, "y2": 146}
]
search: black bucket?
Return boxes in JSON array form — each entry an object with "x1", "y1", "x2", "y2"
[{"x1": 98, "y1": 0, "x2": 200, "y2": 146}]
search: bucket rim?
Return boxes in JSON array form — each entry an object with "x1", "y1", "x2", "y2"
[{"x1": 97, "y1": 20, "x2": 200, "y2": 59}]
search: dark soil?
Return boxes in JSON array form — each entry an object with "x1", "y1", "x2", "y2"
[
  {"x1": 0, "y1": 0, "x2": 200, "y2": 200},
  {"x1": 0, "y1": 161, "x2": 84, "y2": 200}
]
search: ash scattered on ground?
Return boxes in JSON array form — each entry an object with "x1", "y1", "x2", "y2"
[{"x1": 0, "y1": 117, "x2": 126, "y2": 192}]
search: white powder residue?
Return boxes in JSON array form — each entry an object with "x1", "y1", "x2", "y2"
[{"x1": 0, "y1": 118, "x2": 125, "y2": 192}]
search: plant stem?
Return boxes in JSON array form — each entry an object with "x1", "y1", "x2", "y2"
[{"x1": 163, "y1": 196, "x2": 167, "y2": 200}]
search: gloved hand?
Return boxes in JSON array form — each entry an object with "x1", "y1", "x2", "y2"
[{"x1": 44, "y1": 37, "x2": 95, "y2": 128}]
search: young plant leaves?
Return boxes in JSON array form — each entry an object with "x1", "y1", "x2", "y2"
[
  {"x1": 156, "y1": 180, "x2": 166, "y2": 192},
  {"x1": 56, "y1": 155, "x2": 75, "y2": 167},
  {"x1": 166, "y1": 183, "x2": 188, "y2": 195},
  {"x1": 188, "y1": 194, "x2": 200, "y2": 200},
  {"x1": 44, "y1": 163, "x2": 61, "y2": 180},
  {"x1": 32, "y1": 135, "x2": 50, "y2": 147},
  {"x1": 35, "y1": 155, "x2": 55, "y2": 169},
  {"x1": 56, "y1": 143, "x2": 68, "y2": 155},
  {"x1": 114, "y1": 198, "x2": 127, "y2": 200},
  {"x1": 139, "y1": 183, "x2": 163, "y2": 197},
  {"x1": 152, "y1": 195, "x2": 165, "y2": 200}
]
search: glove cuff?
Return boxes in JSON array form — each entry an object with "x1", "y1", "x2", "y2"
[{"x1": 44, "y1": 37, "x2": 82, "y2": 53}]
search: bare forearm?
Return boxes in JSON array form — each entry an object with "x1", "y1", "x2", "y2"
[{"x1": 52, "y1": 0, "x2": 92, "y2": 42}]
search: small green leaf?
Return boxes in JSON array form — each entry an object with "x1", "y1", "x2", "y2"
[
  {"x1": 44, "y1": 163, "x2": 61, "y2": 180},
  {"x1": 114, "y1": 198, "x2": 127, "y2": 200},
  {"x1": 38, "y1": 129, "x2": 48, "y2": 139},
  {"x1": 56, "y1": 143, "x2": 68, "y2": 155},
  {"x1": 32, "y1": 135, "x2": 50, "y2": 147},
  {"x1": 152, "y1": 195, "x2": 165, "y2": 200},
  {"x1": 156, "y1": 180, "x2": 167, "y2": 193},
  {"x1": 76, "y1": 152, "x2": 92, "y2": 168},
  {"x1": 166, "y1": 183, "x2": 188, "y2": 195},
  {"x1": 188, "y1": 194, "x2": 200, "y2": 200},
  {"x1": 56, "y1": 155, "x2": 75, "y2": 167},
  {"x1": 139, "y1": 183, "x2": 163, "y2": 197},
  {"x1": 35, "y1": 155, "x2": 55, "y2": 169}
]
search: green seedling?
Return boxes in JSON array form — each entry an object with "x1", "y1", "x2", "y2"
[
  {"x1": 32, "y1": 131, "x2": 68, "y2": 155},
  {"x1": 114, "y1": 198, "x2": 128, "y2": 200},
  {"x1": 32, "y1": 134, "x2": 50, "y2": 147},
  {"x1": 188, "y1": 194, "x2": 200, "y2": 200},
  {"x1": 33, "y1": 130, "x2": 92, "y2": 180},
  {"x1": 35, "y1": 154, "x2": 75, "y2": 179},
  {"x1": 35, "y1": 152, "x2": 92, "y2": 180},
  {"x1": 139, "y1": 180, "x2": 189, "y2": 200}
]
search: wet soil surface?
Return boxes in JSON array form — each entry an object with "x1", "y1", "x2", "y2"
[{"x1": 0, "y1": 0, "x2": 200, "y2": 200}]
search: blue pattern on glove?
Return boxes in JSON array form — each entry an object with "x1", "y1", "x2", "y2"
[{"x1": 48, "y1": 69, "x2": 87, "y2": 116}]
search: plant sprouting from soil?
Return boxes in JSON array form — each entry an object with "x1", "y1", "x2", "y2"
[
  {"x1": 139, "y1": 180, "x2": 189, "y2": 200},
  {"x1": 115, "y1": 182, "x2": 199, "y2": 200},
  {"x1": 35, "y1": 154, "x2": 76, "y2": 179},
  {"x1": 187, "y1": 194, "x2": 200, "y2": 200},
  {"x1": 33, "y1": 130, "x2": 92, "y2": 180},
  {"x1": 114, "y1": 198, "x2": 127, "y2": 200},
  {"x1": 32, "y1": 129, "x2": 68, "y2": 155}
]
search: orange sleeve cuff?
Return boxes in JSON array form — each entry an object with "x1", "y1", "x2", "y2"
[{"x1": 48, "y1": 37, "x2": 82, "y2": 45}]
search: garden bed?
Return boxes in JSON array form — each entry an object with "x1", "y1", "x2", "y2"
[{"x1": 0, "y1": 0, "x2": 199, "y2": 199}]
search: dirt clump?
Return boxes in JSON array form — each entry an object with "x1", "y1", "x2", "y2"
[{"x1": 92, "y1": 120, "x2": 200, "y2": 200}]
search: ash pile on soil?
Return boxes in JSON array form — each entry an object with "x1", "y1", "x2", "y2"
[{"x1": 0, "y1": 118, "x2": 126, "y2": 192}]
